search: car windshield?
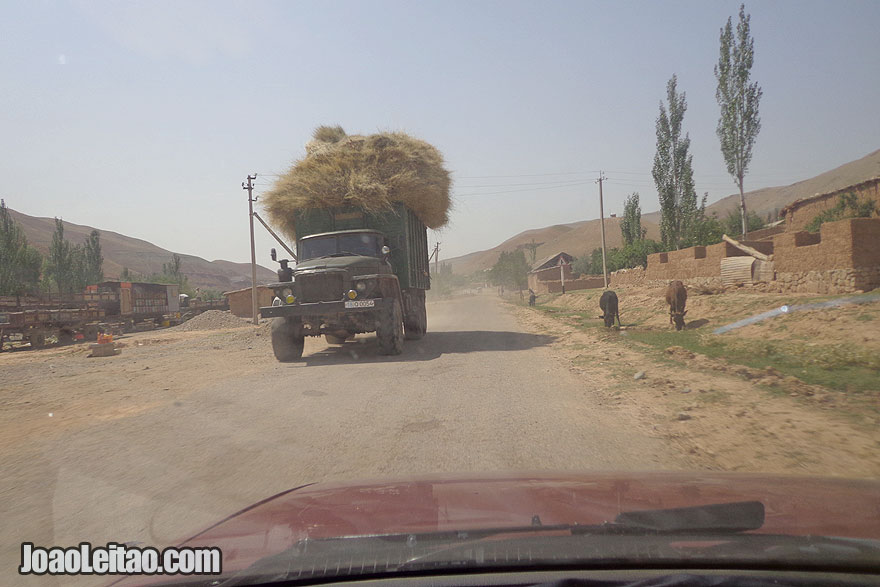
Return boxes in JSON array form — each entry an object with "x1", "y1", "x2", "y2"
[
  {"x1": 299, "y1": 233, "x2": 381, "y2": 260},
  {"x1": 2, "y1": 1, "x2": 879, "y2": 586}
]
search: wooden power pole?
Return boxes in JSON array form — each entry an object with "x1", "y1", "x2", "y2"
[
  {"x1": 243, "y1": 174, "x2": 259, "y2": 325},
  {"x1": 597, "y1": 171, "x2": 608, "y2": 288},
  {"x1": 431, "y1": 241, "x2": 440, "y2": 274}
]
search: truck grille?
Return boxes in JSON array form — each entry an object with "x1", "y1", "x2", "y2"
[{"x1": 297, "y1": 272, "x2": 344, "y2": 303}]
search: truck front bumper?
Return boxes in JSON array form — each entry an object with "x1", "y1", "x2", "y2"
[{"x1": 259, "y1": 298, "x2": 391, "y2": 319}]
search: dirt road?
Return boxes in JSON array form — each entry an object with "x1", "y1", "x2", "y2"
[{"x1": 1, "y1": 295, "x2": 682, "y2": 584}]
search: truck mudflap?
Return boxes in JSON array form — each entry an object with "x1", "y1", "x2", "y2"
[{"x1": 260, "y1": 297, "x2": 393, "y2": 319}]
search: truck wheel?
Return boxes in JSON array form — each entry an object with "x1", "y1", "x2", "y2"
[
  {"x1": 271, "y1": 318, "x2": 305, "y2": 362},
  {"x1": 325, "y1": 334, "x2": 347, "y2": 345},
  {"x1": 83, "y1": 324, "x2": 99, "y2": 341},
  {"x1": 404, "y1": 291, "x2": 427, "y2": 340},
  {"x1": 376, "y1": 298, "x2": 404, "y2": 355},
  {"x1": 28, "y1": 333, "x2": 46, "y2": 348}
]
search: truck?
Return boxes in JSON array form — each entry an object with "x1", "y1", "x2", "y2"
[{"x1": 260, "y1": 202, "x2": 430, "y2": 361}]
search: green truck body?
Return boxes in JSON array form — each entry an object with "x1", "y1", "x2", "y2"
[{"x1": 260, "y1": 202, "x2": 430, "y2": 361}]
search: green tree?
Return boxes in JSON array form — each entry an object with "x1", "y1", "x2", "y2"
[
  {"x1": 69, "y1": 244, "x2": 88, "y2": 292},
  {"x1": 46, "y1": 218, "x2": 75, "y2": 295},
  {"x1": 688, "y1": 212, "x2": 725, "y2": 247},
  {"x1": 521, "y1": 239, "x2": 542, "y2": 266},
  {"x1": 84, "y1": 229, "x2": 104, "y2": 285},
  {"x1": 578, "y1": 240, "x2": 664, "y2": 275},
  {"x1": 163, "y1": 253, "x2": 183, "y2": 280},
  {"x1": 620, "y1": 192, "x2": 644, "y2": 246},
  {"x1": 0, "y1": 200, "x2": 43, "y2": 297},
  {"x1": 722, "y1": 209, "x2": 763, "y2": 236},
  {"x1": 653, "y1": 75, "x2": 698, "y2": 250},
  {"x1": 489, "y1": 250, "x2": 530, "y2": 291},
  {"x1": 715, "y1": 4, "x2": 763, "y2": 238},
  {"x1": 146, "y1": 253, "x2": 192, "y2": 294}
]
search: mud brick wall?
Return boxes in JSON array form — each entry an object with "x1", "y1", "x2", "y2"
[
  {"x1": 773, "y1": 217, "x2": 880, "y2": 273},
  {"x1": 851, "y1": 217, "x2": 880, "y2": 267},
  {"x1": 645, "y1": 241, "x2": 773, "y2": 280},
  {"x1": 545, "y1": 276, "x2": 606, "y2": 293},
  {"x1": 609, "y1": 267, "x2": 647, "y2": 287},
  {"x1": 227, "y1": 285, "x2": 273, "y2": 318},
  {"x1": 758, "y1": 267, "x2": 880, "y2": 294},
  {"x1": 783, "y1": 177, "x2": 880, "y2": 232}
]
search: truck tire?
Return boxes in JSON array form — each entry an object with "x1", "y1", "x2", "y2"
[
  {"x1": 271, "y1": 318, "x2": 305, "y2": 362},
  {"x1": 28, "y1": 333, "x2": 46, "y2": 348},
  {"x1": 83, "y1": 324, "x2": 99, "y2": 341},
  {"x1": 376, "y1": 298, "x2": 404, "y2": 355},
  {"x1": 404, "y1": 290, "x2": 427, "y2": 340},
  {"x1": 325, "y1": 334, "x2": 347, "y2": 345}
]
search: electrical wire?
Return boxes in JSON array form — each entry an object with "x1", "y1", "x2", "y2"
[
  {"x1": 455, "y1": 180, "x2": 593, "y2": 197},
  {"x1": 454, "y1": 171, "x2": 599, "y2": 179}
]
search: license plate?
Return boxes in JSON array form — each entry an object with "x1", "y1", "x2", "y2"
[{"x1": 344, "y1": 300, "x2": 375, "y2": 309}]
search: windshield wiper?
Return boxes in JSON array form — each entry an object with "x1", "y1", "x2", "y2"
[
  {"x1": 334, "y1": 501, "x2": 766, "y2": 544},
  {"x1": 214, "y1": 502, "x2": 770, "y2": 586},
  {"x1": 318, "y1": 251, "x2": 361, "y2": 257}
]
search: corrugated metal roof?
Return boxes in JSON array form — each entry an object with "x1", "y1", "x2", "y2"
[
  {"x1": 721, "y1": 257, "x2": 755, "y2": 285},
  {"x1": 532, "y1": 252, "x2": 574, "y2": 271}
]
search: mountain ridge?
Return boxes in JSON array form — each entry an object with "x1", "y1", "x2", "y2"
[
  {"x1": 8, "y1": 208, "x2": 276, "y2": 292},
  {"x1": 446, "y1": 148, "x2": 880, "y2": 275}
]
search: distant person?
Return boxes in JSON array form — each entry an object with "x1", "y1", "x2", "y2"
[{"x1": 528, "y1": 289, "x2": 537, "y2": 306}]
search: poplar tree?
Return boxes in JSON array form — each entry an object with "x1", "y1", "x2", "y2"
[{"x1": 716, "y1": 4, "x2": 763, "y2": 237}]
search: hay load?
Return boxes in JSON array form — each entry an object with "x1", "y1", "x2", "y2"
[{"x1": 263, "y1": 126, "x2": 451, "y2": 239}]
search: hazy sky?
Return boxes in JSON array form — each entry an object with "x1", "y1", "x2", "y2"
[{"x1": 2, "y1": 0, "x2": 879, "y2": 266}]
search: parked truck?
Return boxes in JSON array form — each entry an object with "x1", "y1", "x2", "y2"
[{"x1": 260, "y1": 202, "x2": 430, "y2": 361}]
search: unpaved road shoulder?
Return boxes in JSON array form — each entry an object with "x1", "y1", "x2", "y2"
[{"x1": 510, "y1": 301, "x2": 880, "y2": 478}]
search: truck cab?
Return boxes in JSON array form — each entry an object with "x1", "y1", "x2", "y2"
[{"x1": 261, "y1": 204, "x2": 429, "y2": 361}]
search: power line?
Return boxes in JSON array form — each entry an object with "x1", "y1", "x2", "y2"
[
  {"x1": 454, "y1": 170, "x2": 598, "y2": 179},
  {"x1": 456, "y1": 178, "x2": 603, "y2": 189},
  {"x1": 454, "y1": 180, "x2": 593, "y2": 197}
]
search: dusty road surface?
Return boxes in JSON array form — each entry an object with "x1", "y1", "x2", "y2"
[{"x1": 1, "y1": 295, "x2": 682, "y2": 585}]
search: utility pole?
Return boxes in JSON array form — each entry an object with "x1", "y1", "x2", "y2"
[
  {"x1": 559, "y1": 259, "x2": 566, "y2": 294},
  {"x1": 431, "y1": 241, "x2": 440, "y2": 274},
  {"x1": 597, "y1": 171, "x2": 608, "y2": 288},
  {"x1": 243, "y1": 174, "x2": 259, "y2": 325}
]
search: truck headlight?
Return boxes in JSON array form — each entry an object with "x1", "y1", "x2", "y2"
[
  {"x1": 347, "y1": 290, "x2": 358, "y2": 300},
  {"x1": 286, "y1": 295, "x2": 295, "y2": 304},
  {"x1": 282, "y1": 288, "x2": 293, "y2": 298},
  {"x1": 355, "y1": 281, "x2": 366, "y2": 292}
]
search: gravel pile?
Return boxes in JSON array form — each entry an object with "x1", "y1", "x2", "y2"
[{"x1": 174, "y1": 310, "x2": 254, "y2": 332}]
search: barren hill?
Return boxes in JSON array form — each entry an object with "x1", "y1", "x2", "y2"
[
  {"x1": 447, "y1": 217, "x2": 661, "y2": 276},
  {"x1": 447, "y1": 148, "x2": 880, "y2": 276},
  {"x1": 8, "y1": 209, "x2": 276, "y2": 292}
]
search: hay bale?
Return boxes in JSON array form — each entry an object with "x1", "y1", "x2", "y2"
[{"x1": 263, "y1": 127, "x2": 451, "y2": 239}]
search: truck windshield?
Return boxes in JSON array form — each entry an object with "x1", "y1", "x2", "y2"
[{"x1": 300, "y1": 233, "x2": 382, "y2": 260}]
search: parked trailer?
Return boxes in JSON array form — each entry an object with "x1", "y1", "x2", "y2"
[
  {"x1": 0, "y1": 281, "x2": 181, "y2": 351},
  {"x1": 0, "y1": 307, "x2": 106, "y2": 348}
]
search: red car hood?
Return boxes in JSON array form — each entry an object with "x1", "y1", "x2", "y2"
[{"x1": 116, "y1": 472, "x2": 880, "y2": 584}]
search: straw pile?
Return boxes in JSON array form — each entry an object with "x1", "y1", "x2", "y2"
[{"x1": 263, "y1": 126, "x2": 451, "y2": 238}]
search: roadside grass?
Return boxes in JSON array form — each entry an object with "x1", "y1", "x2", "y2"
[
  {"x1": 622, "y1": 328, "x2": 879, "y2": 395},
  {"x1": 526, "y1": 291, "x2": 880, "y2": 397}
]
